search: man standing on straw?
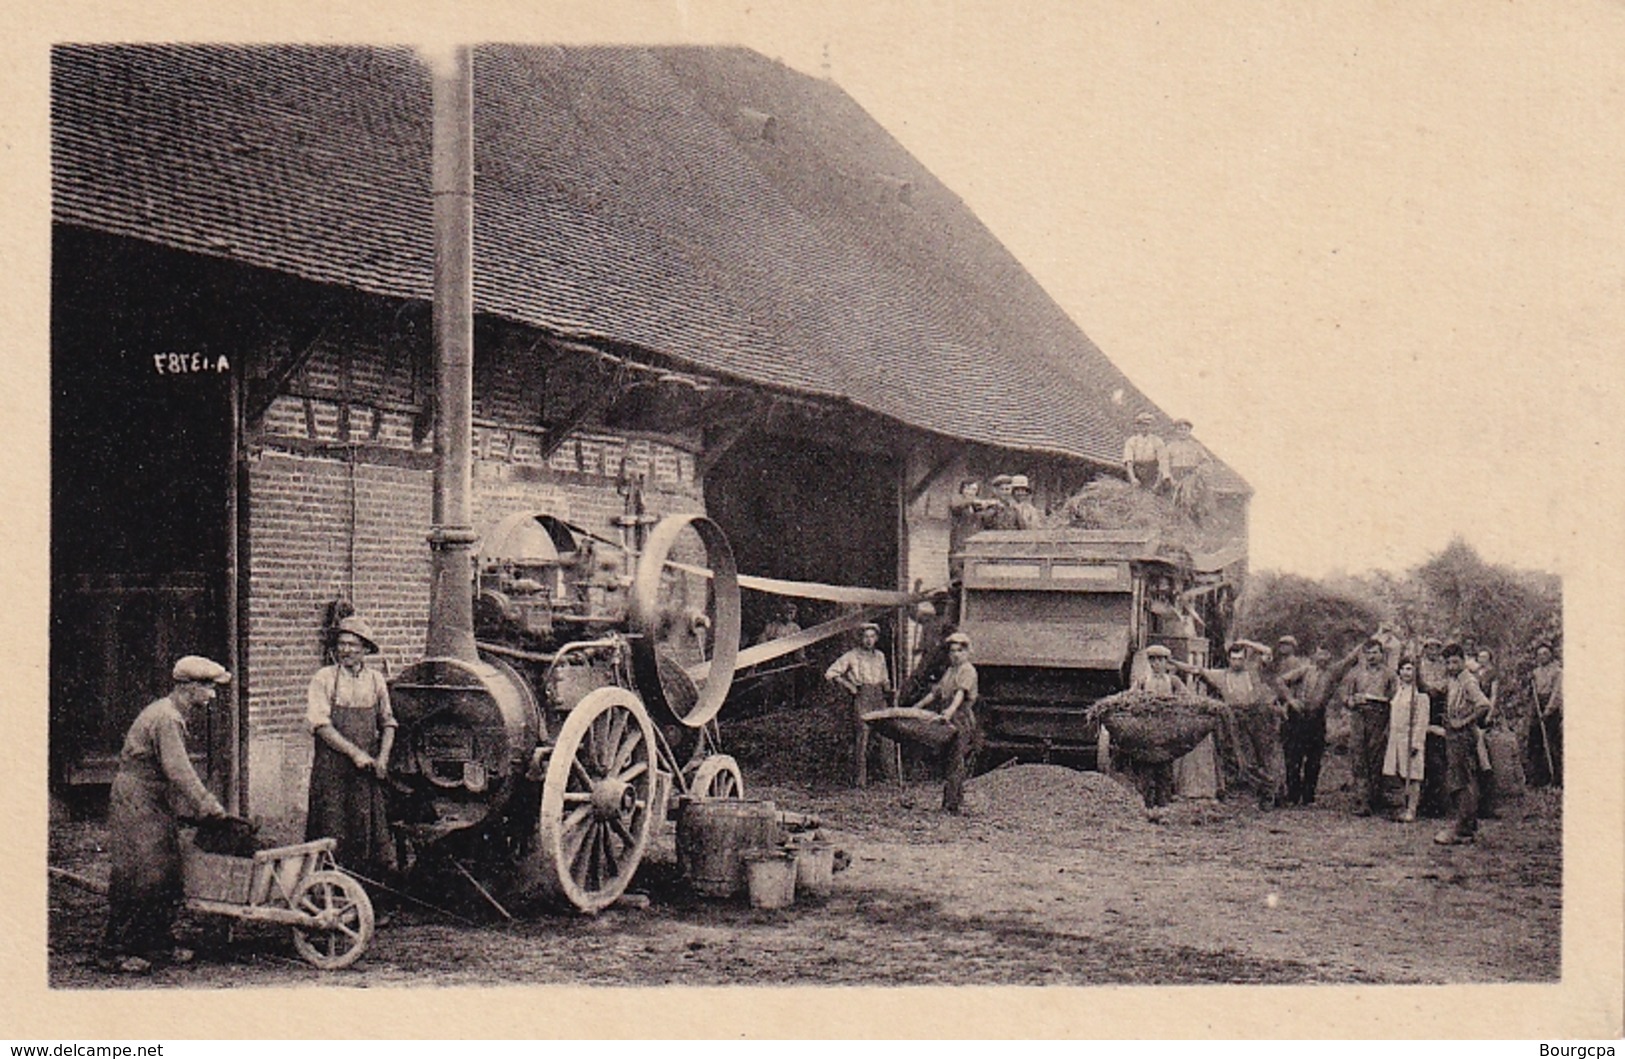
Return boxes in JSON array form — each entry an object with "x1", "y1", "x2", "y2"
[{"x1": 1122, "y1": 412, "x2": 1170, "y2": 492}]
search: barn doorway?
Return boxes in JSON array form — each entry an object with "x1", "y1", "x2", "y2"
[
  {"x1": 51, "y1": 230, "x2": 235, "y2": 794},
  {"x1": 704, "y1": 430, "x2": 898, "y2": 712}
]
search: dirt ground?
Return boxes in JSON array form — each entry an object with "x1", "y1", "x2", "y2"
[{"x1": 47, "y1": 748, "x2": 1560, "y2": 989}]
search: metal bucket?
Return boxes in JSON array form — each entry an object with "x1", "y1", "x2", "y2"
[
  {"x1": 743, "y1": 850, "x2": 797, "y2": 910},
  {"x1": 676, "y1": 798, "x2": 779, "y2": 897},
  {"x1": 791, "y1": 837, "x2": 836, "y2": 899}
]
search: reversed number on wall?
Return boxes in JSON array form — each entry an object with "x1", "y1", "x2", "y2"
[{"x1": 153, "y1": 353, "x2": 231, "y2": 374}]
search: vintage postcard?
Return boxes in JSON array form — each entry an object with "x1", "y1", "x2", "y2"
[{"x1": 4, "y1": 1, "x2": 1623, "y2": 1042}]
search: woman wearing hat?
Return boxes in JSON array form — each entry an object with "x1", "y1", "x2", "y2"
[
  {"x1": 99, "y1": 656, "x2": 233, "y2": 973},
  {"x1": 306, "y1": 615, "x2": 397, "y2": 883},
  {"x1": 909, "y1": 631, "x2": 980, "y2": 813}
]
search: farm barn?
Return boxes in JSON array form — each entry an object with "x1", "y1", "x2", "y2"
[{"x1": 50, "y1": 44, "x2": 1249, "y2": 838}]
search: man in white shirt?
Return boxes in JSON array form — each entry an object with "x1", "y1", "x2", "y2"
[
  {"x1": 824, "y1": 623, "x2": 896, "y2": 787},
  {"x1": 1122, "y1": 412, "x2": 1169, "y2": 491}
]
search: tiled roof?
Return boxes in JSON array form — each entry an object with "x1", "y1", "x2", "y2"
[{"x1": 51, "y1": 44, "x2": 1249, "y2": 493}]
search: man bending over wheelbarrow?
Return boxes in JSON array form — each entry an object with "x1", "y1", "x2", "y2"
[{"x1": 99, "y1": 656, "x2": 234, "y2": 974}]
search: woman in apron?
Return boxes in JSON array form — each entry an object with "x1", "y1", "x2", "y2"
[{"x1": 306, "y1": 615, "x2": 396, "y2": 883}]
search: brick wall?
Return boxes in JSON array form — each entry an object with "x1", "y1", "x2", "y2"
[{"x1": 243, "y1": 326, "x2": 706, "y2": 836}]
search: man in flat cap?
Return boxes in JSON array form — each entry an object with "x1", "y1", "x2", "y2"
[
  {"x1": 910, "y1": 631, "x2": 980, "y2": 812},
  {"x1": 1134, "y1": 644, "x2": 1187, "y2": 697},
  {"x1": 982, "y1": 474, "x2": 1023, "y2": 530},
  {"x1": 99, "y1": 656, "x2": 232, "y2": 974},
  {"x1": 824, "y1": 622, "x2": 897, "y2": 787},
  {"x1": 1127, "y1": 645, "x2": 1189, "y2": 806},
  {"x1": 1122, "y1": 412, "x2": 1170, "y2": 492}
]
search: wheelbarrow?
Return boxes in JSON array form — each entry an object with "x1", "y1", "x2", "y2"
[{"x1": 178, "y1": 835, "x2": 375, "y2": 970}]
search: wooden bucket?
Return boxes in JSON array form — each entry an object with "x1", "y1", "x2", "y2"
[
  {"x1": 676, "y1": 799, "x2": 780, "y2": 898},
  {"x1": 791, "y1": 836, "x2": 836, "y2": 899}
]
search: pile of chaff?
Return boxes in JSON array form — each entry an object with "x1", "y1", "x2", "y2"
[{"x1": 964, "y1": 764, "x2": 1149, "y2": 831}]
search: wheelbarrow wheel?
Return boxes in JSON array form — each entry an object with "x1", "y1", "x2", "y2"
[{"x1": 290, "y1": 869, "x2": 375, "y2": 970}]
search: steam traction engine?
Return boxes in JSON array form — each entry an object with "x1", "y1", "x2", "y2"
[
  {"x1": 384, "y1": 50, "x2": 749, "y2": 915},
  {"x1": 386, "y1": 511, "x2": 745, "y2": 914}
]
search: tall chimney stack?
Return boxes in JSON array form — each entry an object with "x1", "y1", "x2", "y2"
[{"x1": 425, "y1": 45, "x2": 480, "y2": 662}]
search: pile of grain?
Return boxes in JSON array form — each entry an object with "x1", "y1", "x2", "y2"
[{"x1": 963, "y1": 764, "x2": 1149, "y2": 832}]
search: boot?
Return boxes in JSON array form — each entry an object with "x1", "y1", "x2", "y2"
[{"x1": 1397, "y1": 780, "x2": 1419, "y2": 823}]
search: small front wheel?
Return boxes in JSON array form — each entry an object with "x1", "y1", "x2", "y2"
[
  {"x1": 290, "y1": 870, "x2": 375, "y2": 970},
  {"x1": 689, "y1": 754, "x2": 744, "y2": 799}
]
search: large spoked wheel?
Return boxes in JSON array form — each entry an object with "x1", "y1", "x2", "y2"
[
  {"x1": 628, "y1": 514, "x2": 740, "y2": 730},
  {"x1": 688, "y1": 754, "x2": 744, "y2": 799},
  {"x1": 538, "y1": 687, "x2": 658, "y2": 913},
  {"x1": 290, "y1": 870, "x2": 375, "y2": 970}
]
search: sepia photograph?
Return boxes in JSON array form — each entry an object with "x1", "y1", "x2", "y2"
[{"x1": 8, "y1": 0, "x2": 1625, "y2": 1042}]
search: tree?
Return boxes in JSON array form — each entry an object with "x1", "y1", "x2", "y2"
[
  {"x1": 1413, "y1": 537, "x2": 1560, "y2": 659},
  {"x1": 1233, "y1": 571, "x2": 1387, "y2": 655}
]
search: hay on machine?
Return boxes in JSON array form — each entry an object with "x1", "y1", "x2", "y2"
[
  {"x1": 1085, "y1": 689, "x2": 1229, "y2": 764},
  {"x1": 1060, "y1": 476, "x2": 1231, "y2": 555}
]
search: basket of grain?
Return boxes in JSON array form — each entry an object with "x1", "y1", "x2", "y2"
[
  {"x1": 1086, "y1": 689, "x2": 1221, "y2": 764},
  {"x1": 860, "y1": 706, "x2": 957, "y2": 751}
]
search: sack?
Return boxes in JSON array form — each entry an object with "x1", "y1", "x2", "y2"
[
  {"x1": 1474, "y1": 728, "x2": 1493, "y2": 772},
  {"x1": 1484, "y1": 726, "x2": 1525, "y2": 796}
]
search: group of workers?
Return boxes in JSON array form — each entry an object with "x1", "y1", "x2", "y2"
[
  {"x1": 97, "y1": 615, "x2": 398, "y2": 974},
  {"x1": 1133, "y1": 630, "x2": 1563, "y2": 846},
  {"x1": 1122, "y1": 411, "x2": 1209, "y2": 492},
  {"x1": 947, "y1": 473, "x2": 1045, "y2": 580}
]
